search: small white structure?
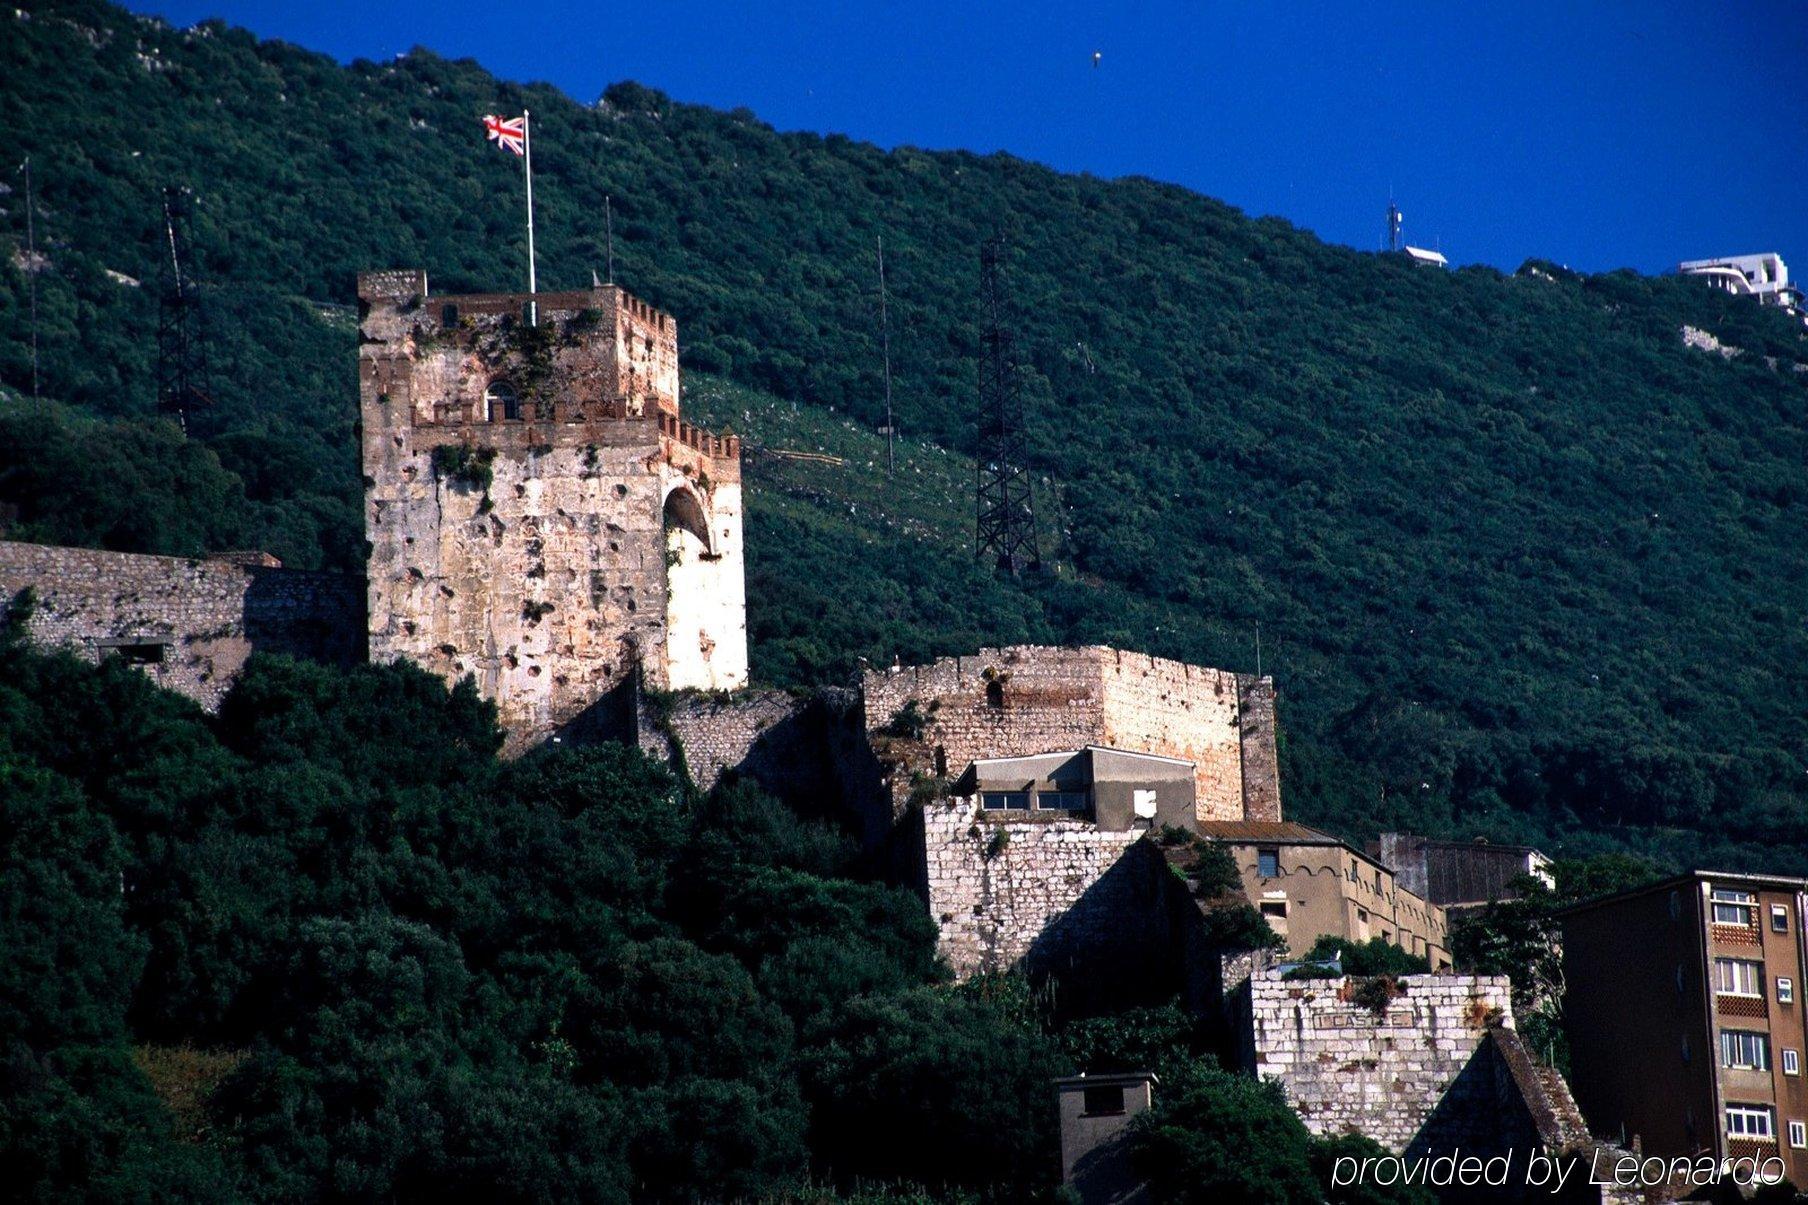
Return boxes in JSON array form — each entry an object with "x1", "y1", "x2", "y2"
[
  {"x1": 1678, "y1": 253, "x2": 1802, "y2": 313},
  {"x1": 1400, "y1": 245, "x2": 1448, "y2": 269}
]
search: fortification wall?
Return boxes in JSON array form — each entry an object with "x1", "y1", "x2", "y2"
[
  {"x1": 640, "y1": 688, "x2": 801, "y2": 793},
  {"x1": 0, "y1": 540, "x2": 363, "y2": 708},
  {"x1": 923, "y1": 796, "x2": 1173, "y2": 998},
  {"x1": 864, "y1": 646, "x2": 1280, "y2": 825},
  {"x1": 1248, "y1": 969, "x2": 1513, "y2": 1152}
]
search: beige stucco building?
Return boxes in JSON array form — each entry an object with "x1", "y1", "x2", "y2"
[{"x1": 1200, "y1": 820, "x2": 1451, "y2": 968}]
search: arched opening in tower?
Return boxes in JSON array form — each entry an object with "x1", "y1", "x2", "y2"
[{"x1": 662, "y1": 486, "x2": 713, "y2": 560}]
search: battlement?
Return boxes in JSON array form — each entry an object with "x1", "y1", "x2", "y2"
[{"x1": 358, "y1": 270, "x2": 687, "y2": 426}]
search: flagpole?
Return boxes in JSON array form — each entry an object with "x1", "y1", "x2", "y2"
[{"x1": 520, "y1": 108, "x2": 531, "y2": 322}]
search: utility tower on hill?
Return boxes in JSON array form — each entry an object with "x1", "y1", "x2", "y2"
[
  {"x1": 156, "y1": 187, "x2": 212, "y2": 432},
  {"x1": 974, "y1": 237, "x2": 1040, "y2": 576}
]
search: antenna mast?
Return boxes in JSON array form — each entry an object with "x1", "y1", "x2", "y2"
[
  {"x1": 1386, "y1": 197, "x2": 1403, "y2": 253},
  {"x1": 974, "y1": 235, "x2": 1040, "y2": 575},
  {"x1": 156, "y1": 186, "x2": 212, "y2": 433},
  {"x1": 20, "y1": 157, "x2": 38, "y2": 400},
  {"x1": 877, "y1": 234, "x2": 896, "y2": 474}
]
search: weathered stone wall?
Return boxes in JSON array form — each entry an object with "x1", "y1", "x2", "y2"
[
  {"x1": 639, "y1": 688, "x2": 802, "y2": 793},
  {"x1": 922, "y1": 796, "x2": 1177, "y2": 1005},
  {"x1": 358, "y1": 270, "x2": 746, "y2": 754},
  {"x1": 1247, "y1": 968, "x2": 1513, "y2": 1152},
  {"x1": 1236, "y1": 677, "x2": 1282, "y2": 822},
  {"x1": 864, "y1": 646, "x2": 1281, "y2": 826},
  {"x1": 0, "y1": 540, "x2": 363, "y2": 708}
]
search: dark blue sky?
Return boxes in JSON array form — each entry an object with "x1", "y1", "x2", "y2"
[{"x1": 126, "y1": 0, "x2": 1806, "y2": 275}]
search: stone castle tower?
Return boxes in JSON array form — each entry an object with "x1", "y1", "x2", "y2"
[{"x1": 358, "y1": 270, "x2": 747, "y2": 751}]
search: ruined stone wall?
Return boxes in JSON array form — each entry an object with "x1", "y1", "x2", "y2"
[
  {"x1": 864, "y1": 646, "x2": 1280, "y2": 825},
  {"x1": 0, "y1": 540, "x2": 362, "y2": 709},
  {"x1": 1248, "y1": 968, "x2": 1513, "y2": 1152},
  {"x1": 923, "y1": 796, "x2": 1175, "y2": 1003},
  {"x1": 358, "y1": 270, "x2": 745, "y2": 754},
  {"x1": 639, "y1": 688, "x2": 801, "y2": 793}
]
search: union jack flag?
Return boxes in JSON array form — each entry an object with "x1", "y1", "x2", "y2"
[{"x1": 483, "y1": 113, "x2": 526, "y2": 156}]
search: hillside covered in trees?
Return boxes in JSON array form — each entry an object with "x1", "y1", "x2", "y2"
[{"x1": 2, "y1": 0, "x2": 1806, "y2": 877}]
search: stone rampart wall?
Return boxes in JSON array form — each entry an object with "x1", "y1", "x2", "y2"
[
  {"x1": 0, "y1": 540, "x2": 362, "y2": 709},
  {"x1": 1249, "y1": 969, "x2": 1513, "y2": 1151},
  {"x1": 923, "y1": 797, "x2": 1164, "y2": 992}
]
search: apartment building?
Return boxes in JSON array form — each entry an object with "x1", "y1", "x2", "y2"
[
  {"x1": 1562, "y1": 872, "x2": 1808, "y2": 1182},
  {"x1": 1199, "y1": 821, "x2": 1451, "y2": 969}
]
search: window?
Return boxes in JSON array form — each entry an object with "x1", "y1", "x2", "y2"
[
  {"x1": 1721, "y1": 1029, "x2": 1771, "y2": 1071},
  {"x1": 1715, "y1": 958, "x2": 1764, "y2": 997},
  {"x1": 1774, "y1": 905, "x2": 1791, "y2": 933},
  {"x1": 1726, "y1": 1105, "x2": 1775, "y2": 1141},
  {"x1": 1037, "y1": 790, "x2": 1088, "y2": 812},
  {"x1": 1132, "y1": 789, "x2": 1158, "y2": 819},
  {"x1": 1792, "y1": 1121, "x2": 1806, "y2": 1149},
  {"x1": 1374, "y1": 868, "x2": 1384, "y2": 890},
  {"x1": 1713, "y1": 889, "x2": 1757, "y2": 926},
  {"x1": 1082, "y1": 1085, "x2": 1126, "y2": 1117},
  {"x1": 984, "y1": 679, "x2": 1005, "y2": 709},
  {"x1": 1258, "y1": 849, "x2": 1280, "y2": 878},
  {"x1": 1259, "y1": 901, "x2": 1288, "y2": 919},
  {"x1": 981, "y1": 791, "x2": 1029, "y2": 811},
  {"x1": 108, "y1": 641, "x2": 168, "y2": 665},
  {"x1": 484, "y1": 380, "x2": 520, "y2": 421},
  {"x1": 1781, "y1": 978, "x2": 1795, "y2": 1005},
  {"x1": 1785, "y1": 1049, "x2": 1800, "y2": 1076}
]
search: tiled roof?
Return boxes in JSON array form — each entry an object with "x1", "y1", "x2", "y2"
[{"x1": 1195, "y1": 820, "x2": 1344, "y2": 845}]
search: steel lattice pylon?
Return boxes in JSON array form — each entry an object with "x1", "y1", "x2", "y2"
[
  {"x1": 974, "y1": 237, "x2": 1039, "y2": 575},
  {"x1": 157, "y1": 187, "x2": 212, "y2": 432}
]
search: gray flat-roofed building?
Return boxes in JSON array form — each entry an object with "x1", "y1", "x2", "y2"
[
  {"x1": 1055, "y1": 1071, "x2": 1157, "y2": 1203},
  {"x1": 952, "y1": 745, "x2": 1196, "y2": 831}
]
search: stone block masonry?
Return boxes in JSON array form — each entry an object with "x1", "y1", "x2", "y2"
[
  {"x1": 1247, "y1": 968, "x2": 1513, "y2": 1152},
  {"x1": 638, "y1": 688, "x2": 802, "y2": 793},
  {"x1": 0, "y1": 540, "x2": 364, "y2": 709},
  {"x1": 922, "y1": 796, "x2": 1186, "y2": 1010},
  {"x1": 865, "y1": 646, "x2": 1282, "y2": 825}
]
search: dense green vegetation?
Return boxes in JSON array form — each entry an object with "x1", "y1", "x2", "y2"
[
  {"x1": 5, "y1": 0, "x2": 1804, "y2": 871},
  {"x1": 1, "y1": 631, "x2": 1425, "y2": 1201}
]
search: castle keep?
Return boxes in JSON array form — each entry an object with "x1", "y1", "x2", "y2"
[
  {"x1": 864, "y1": 645, "x2": 1281, "y2": 824},
  {"x1": 358, "y1": 270, "x2": 746, "y2": 750}
]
